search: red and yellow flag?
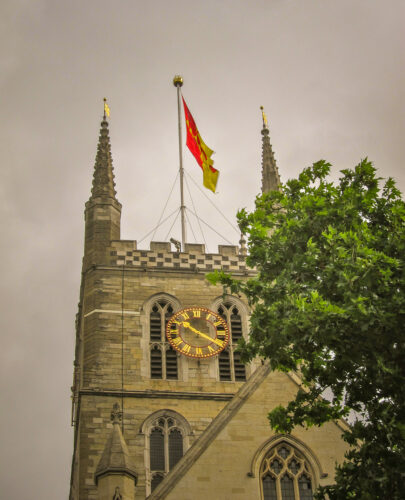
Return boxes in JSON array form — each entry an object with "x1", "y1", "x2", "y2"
[{"x1": 182, "y1": 97, "x2": 219, "y2": 193}]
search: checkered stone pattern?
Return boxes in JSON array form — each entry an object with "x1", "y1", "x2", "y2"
[{"x1": 109, "y1": 243, "x2": 248, "y2": 272}]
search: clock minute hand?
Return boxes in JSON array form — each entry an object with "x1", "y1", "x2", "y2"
[{"x1": 182, "y1": 321, "x2": 224, "y2": 347}]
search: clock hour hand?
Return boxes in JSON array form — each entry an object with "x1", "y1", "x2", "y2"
[{"x1": 181, "y1": 321, "x2": 224, "y2": 347}]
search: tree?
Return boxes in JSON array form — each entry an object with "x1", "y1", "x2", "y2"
[{"x1": 209, "y1": 160, "x2": 405, "y2": 499}]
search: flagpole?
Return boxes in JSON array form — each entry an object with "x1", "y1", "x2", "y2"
[{"x1": 173, "y1": 75, "x2": 186, "y2": 250}]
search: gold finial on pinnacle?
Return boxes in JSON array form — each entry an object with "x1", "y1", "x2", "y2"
[
  {"x1": 173, "y1": 75, "x2": 184, "y2": 87},
  {"x1": 103, "y1": 97, "x2": 110, "y2": 119},
  {"x1": 260, "y1": 106, "x2": 268, "y2": 128}
]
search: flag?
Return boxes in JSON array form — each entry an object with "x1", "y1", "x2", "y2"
[
  {"x1": 104, "y1": 99, "x2": 110, "y2": 118},
  {"x1": 182, "y1": 97, "x2": 219, "y2": 193}
]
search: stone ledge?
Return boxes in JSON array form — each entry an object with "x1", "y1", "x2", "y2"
[
  {"x1": 84, "y1": 264, "x2": 255, "y2": 277},
  {"x1": 80, "y1": 389, "x2": 236, "y2": 401}
]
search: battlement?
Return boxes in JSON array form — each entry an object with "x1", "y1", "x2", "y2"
[{"x1": 109, "y1": 240, "x2": 249, "y2": 273}]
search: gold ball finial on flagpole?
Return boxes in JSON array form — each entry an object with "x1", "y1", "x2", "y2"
[{"x1": 173, "y1": 75, "x2": 183, "y2": 87}]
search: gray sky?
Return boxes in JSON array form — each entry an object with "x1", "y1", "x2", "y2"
[{"x1": 1, "y1": 1, "x2": 404, "y2": 498}]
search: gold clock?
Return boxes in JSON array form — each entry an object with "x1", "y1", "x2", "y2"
[{"x1": 166, "y1": 307, "x2": 229, "y2": 358}]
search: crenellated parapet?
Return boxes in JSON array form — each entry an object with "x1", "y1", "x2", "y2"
[{"x1": 108, "y1": 241, "x2": 253, "y2": 274}]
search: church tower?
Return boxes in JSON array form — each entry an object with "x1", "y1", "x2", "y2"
[
  {"x1": 69, "y1": 112, "x2": 259, "y2": 500},
  {"x1": 70, "y1": 106, "x2": 347, "y2": 500}
]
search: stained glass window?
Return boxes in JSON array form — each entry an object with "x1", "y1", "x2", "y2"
[
  {"x1": 148, "y1": 414, "x2": 186, "y2": 494},
  {"x1": 260, "y1": 443, "x2": 314, "y2": 499},
  {"x1": 150, "y1": 428, "x2": 164, "y2": 470},
  {"x1": 263, "y1": 474, "x2": 277, "y2": 500},
  {"x1": 298, "y1": 475, "x2": 313, "y2": 500},
  {"x1": 280, "y1": 475, "x2": 295, "y2": 500},
  {"x1": 169, "y1": 429, "x2": 183, "y2": 469}
]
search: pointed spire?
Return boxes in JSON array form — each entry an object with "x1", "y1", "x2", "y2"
[
  {"x1": 95, "y1": 404, "x2": 137, "y2": 485},
  {"x1": 90, "y1": 114, "x2": 118, "y2": 201},
  {"x1": 260, "y1": 106, "x2": 280, "y2": 194}
]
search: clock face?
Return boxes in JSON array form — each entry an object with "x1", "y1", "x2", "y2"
[{"x1": 166, "y1": 307, "x2": 230, "y2": 358}]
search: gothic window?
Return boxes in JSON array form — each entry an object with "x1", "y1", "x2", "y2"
[
  {"x1": 260, "y1": 443, "x2": 313, "y2": 500},
  {"x1": 215, "y1": 300, "x2": 247, "y2": 382},
  {"x1": 148, "y1": 298, "x2": 179, "y2": 380},
  {"x1": 143, "y1": 411, "x2": 191, "y2": 495}
]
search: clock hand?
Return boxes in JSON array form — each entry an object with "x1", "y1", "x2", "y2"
[{"x1": 181, "y1": 321, "x2": 224, "y2": 347}]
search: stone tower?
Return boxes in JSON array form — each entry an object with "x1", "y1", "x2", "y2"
[
  {"x1": 69, "y1": 111, "x2": 347, "y2": 500},
  {"x1": 69, "y1": 116, "x2": 258, "y2": 499}
]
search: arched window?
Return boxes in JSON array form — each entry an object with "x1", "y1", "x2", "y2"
[
  {"x1": 260, "y1": 442, "x2": 314, "y2": 500},
  {"x1": 148, "y1": 297, "x2": 179, "y2": 380},
  {"x1": 213, "y1": 298, "x2": 248, "y2": 382},
  {"x1": 142, "y1": 410, "x2": 192, "y2": 495}
]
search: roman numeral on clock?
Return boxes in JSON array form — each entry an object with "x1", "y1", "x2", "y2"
[
  {"x1": 166, "y1": 307, "x2": 229, "y2": 358},
  {"x1": 181, "y1": 344, "x2": 191, "y2": 354}
]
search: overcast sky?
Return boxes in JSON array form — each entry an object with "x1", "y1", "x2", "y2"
[{"x1": 1, "y1": 1, "x2": 404, "y2": 498}]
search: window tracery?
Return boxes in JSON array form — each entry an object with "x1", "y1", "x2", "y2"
[
  {"x1": 147, "y1": 297, "x2": 179, "y2": 380},
  {"x1": 260, "y1": 443, "x2": 313, "y2": 500},
  {"x1": 142, "y1": 410, "x2": 191, "y2": 495},
  {"x1": 212, "y1": 298, "x2": 248, "y2": 381}
]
